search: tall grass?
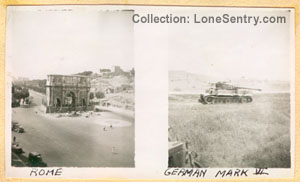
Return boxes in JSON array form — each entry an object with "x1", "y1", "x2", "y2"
[{"x1": 169, "y1": 93, "x2": 291, "y2": 168}]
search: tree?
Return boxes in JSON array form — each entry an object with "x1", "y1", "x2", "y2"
[
  {"x1": 12, "y1": 84, "x2": 15, "y2": 94},
  {"x1": 12, "y1": 85, "x2": 29, "y2": 107},
  {"x1": 14, "y1": 85, "x2": 22, "y2": 91},
  {"x1": 130, "y1": 68, "x2": 135, "y2": 77},
  {"x1": 95, "y1": 91, "x2": 105, "y2": 99},
  {"x1": 20, "y1": 88, "x2": 30, "y2": 99},
  {"x1": 12, "y1": 85, "x2": 20, "y2": 107},
  {"x1": 13, "y1": 92, "x2": 22, "y2": 100}
]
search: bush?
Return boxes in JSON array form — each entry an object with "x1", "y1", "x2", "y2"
[
  {"x1": 20, "y1": 88, "x2": 30, "y2": 99},
  {"x1": 11, "y1": 85, "x2": 30, "y2": 106},
  {"x1": 95, "y1": 91, "x2": 105, "y2": 99}
]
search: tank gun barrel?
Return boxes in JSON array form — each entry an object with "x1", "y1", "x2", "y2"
[{"x1": 234, "y1": 87, "x2": 262, "y2": 91}]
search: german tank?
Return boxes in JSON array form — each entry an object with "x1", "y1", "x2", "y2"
[{"x1": 198, "y1": 82, "x2": 261, "y2": 104}]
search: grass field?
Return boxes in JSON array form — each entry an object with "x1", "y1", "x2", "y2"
[{"x1": 169, "y1": 93, "x2": 291, "y2": 168}]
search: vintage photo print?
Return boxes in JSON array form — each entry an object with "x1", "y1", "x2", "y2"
[
  {"x1": 168, "y1": 7, "x2": 295, "y2": 173},
  {"x1": 3, "y1": 4, "x2": 296, "y2": 180},
  {"x1": 6, "y1": 6, "x2": 135, "y2": 169}
]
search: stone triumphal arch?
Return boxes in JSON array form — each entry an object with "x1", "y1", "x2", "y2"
[{"x1": 45, "y1": 74, "x2": 91, "y2": 113}]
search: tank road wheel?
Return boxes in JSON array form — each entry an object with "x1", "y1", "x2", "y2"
[
  {"x1": 205, "y1": 97, "x2": 214, "y2": 104},
  {"x1": 246, "y1": 97, "x2": 253, "y2": 103},
  {"x1": 218, "y1": 98, "x2": 223, "y2": 104},
  {"x1": 211, "y1": 98, "x2": 216, "y2": 104},
  {"x1": 199, "y1": 95, "x2": 206, "y2": 104},
  {"x1": 221, "y1": 98, "x2": 226, "y2": 104},
  {"x1": 225, "y1": 98, "x2": 231, "y2": 103},
  {"x1": 240, "y1": 97, "x2": 247, "y2": 103},
  {"x1": 233, "y1": 98, "x2": 239, "y2": 103}
]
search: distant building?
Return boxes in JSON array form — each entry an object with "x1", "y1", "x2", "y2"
[
  {"x1": 111, "y1": 66, "x2": 124, "y2": 76},
  {"x1": 100, "y1": 69, "x2": 111, "y2": 75},
  {"x1": 44, "y1": 74, "x2": 92, "y2": 113},
  {"x1": 99, "y1": 69, "x2": 111, "y2": 77},
  {"x1": 100, "y1": 69, "x2": 111, "y2": 73}
]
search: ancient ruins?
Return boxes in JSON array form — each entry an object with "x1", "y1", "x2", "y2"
[{"x1": 44, "y1": 74, "x2": 92, "y2": 113}]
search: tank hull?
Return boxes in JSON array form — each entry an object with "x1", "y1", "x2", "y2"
[{"x1": 199, "y1": 94, "x2": 253, "y2": 104}]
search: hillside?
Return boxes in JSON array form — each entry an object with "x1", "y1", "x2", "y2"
[
  {"x1": 90, "y1": 75, "x2": 135, "y2": 111},
  {"x1": 169, "y1": 70, "x2": 290, "y2": 93},
  {"x1": 91, "y1": 75, "x2": 134, "y2": 92}
]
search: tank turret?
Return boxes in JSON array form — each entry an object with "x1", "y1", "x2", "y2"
[{"x1": 199, "y1": 82, "x2": 261, "y2": 104}]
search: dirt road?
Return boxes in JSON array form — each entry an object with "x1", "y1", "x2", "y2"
[{"x1": 12, "y1": 91, "x2": 134, "y2": 167}]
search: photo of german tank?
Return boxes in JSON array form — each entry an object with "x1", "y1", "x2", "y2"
[{"x1": 199, "y1": 82, "x2": 261, "y2": 104}]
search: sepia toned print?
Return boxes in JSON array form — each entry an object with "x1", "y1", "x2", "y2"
[
  {"x1": 7, "y1": 6, "x2": 135, "y2": 167},
  {"x1": 168, "y1": 9, "x2": 293, "y2": 168},
  {"x1": 3, "y1": 5, "x2": 296, "y2": 180}
]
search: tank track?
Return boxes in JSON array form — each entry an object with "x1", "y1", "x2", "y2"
[{"x1": 199, "y1": 94, "x2": 253, "y2": 104}]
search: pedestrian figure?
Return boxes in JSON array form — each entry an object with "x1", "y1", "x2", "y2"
[
  {"x1": 103, "y1": 127, "x2": 106, "y2": 131},
  {"x1": 13, "y1": 136, "x2": 16, "y2": 142},
  {"x1": 110, "y1": 124, "x2": 113, "y2": 128}
]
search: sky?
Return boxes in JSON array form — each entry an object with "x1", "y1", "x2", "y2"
[
  {"x1": 6, "y1": 7, "x2": 293, "y2": 81},
  {"x1": 6, "y1": 6, "x2": 134, "y2": 79},
  {"x1": 168, "y1": 8, "x2": 293, "y2": 81}
]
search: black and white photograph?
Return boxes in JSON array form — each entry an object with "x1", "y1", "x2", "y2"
[
  {"x1": 3, "y1": 5, "x2": 296, "y2": 180},
  {"x1": 168, "y1": 8, "x2": 294, "y2": 169},
  {"x1": 6, "y1": 6, "x2": 135, "y2": 168}
]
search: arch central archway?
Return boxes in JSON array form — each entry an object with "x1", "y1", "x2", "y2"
[{"x1": 65, "y1": 91, "x2": 76, "y2": 107}]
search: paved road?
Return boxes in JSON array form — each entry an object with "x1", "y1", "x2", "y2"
[{"x1": 12, "y1": 91, "x2": 135, "y2": 167}]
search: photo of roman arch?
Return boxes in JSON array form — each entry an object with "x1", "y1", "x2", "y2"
[
  {"x1": 7, "y1": 6, "x2": 135, "y2": 167},
  {"x1": 44, "y1": 75, "x2": 92, "y2": 113}
]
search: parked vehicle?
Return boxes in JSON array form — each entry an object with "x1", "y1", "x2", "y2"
[
  {"x1": 12, "y1": 144, "x2": 24, "y2": 154},
  {"x1": 12, "y1": 122, "x2": 18, "y2": 130},
  {"x1": 27, "y1": 152, "x2": 47, "y2": 167},
  {"x1": 12, "y1": 122, "x2": 25, "y2": 133},
  {"x1": 17, "y1": 125, "x2": 25, "y2": 133},
  {"x1": 168, "y1": 126, "x2": 201, "y2": 168}
]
